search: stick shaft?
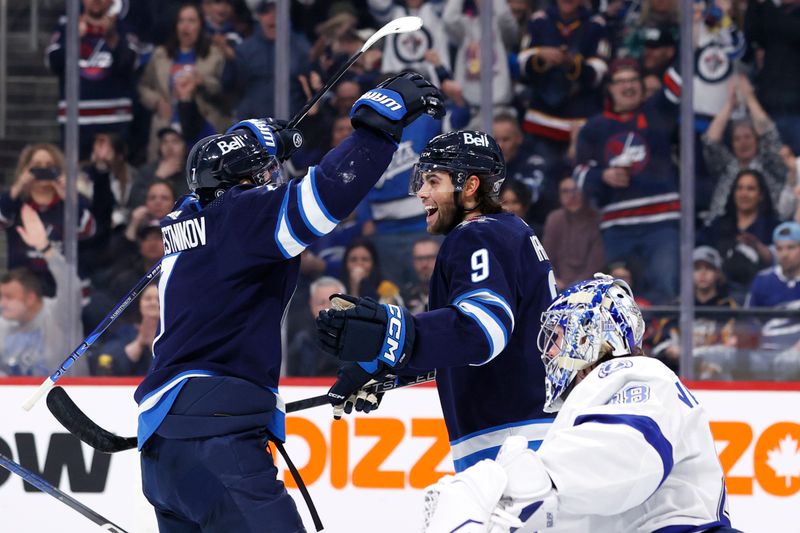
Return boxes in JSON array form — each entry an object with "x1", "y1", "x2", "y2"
[{"x1": 0, "y1": 453, "x2": 130, "y2": 532}]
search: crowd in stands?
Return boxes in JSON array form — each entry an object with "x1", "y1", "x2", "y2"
[{"x1": 1, "y1": 0, "x2": 800, "y2": 381}]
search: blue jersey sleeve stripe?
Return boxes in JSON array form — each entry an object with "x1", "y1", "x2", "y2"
[
  {"x1": 574, "y1": 413, "x2": 674, "y2": 488},
  {"x1": 310, "y1": 167, "x2": 339, "y2": 224},
  {"x1": 275, "y1": 185, "x2": 308, "y2": 258},
  {"x1": 453, "y1": 289, "x2": 515, "y2": 330},
  {"x1": 455, "y1": 300, "x2": 509, "y2": 364},
  {"x1": 298, "y1": 167, "x2": 339, "y2": 236}
]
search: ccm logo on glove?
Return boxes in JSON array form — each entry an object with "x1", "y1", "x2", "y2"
[{"x1": 381, "y1": 305, "x2": 404, "y2": 364}]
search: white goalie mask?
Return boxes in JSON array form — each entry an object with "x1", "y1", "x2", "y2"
[{"x1": 537, "y1": 274, "x2": 645, "y2": 413}]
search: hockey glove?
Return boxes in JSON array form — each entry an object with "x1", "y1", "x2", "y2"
[
  {"x1": 227, "y1": 117, "x2": 304, "y2": 162},
  {"x1": 350, "y1": 72, "x2": 445, "y2": 143},
  {"x1": 317, "y1": 294, "x2": 416, "y2": 369},
  {"x1": 327, "y1": 364, "x2": 384, "y2": 420}
]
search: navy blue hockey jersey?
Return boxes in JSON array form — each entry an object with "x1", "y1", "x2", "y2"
[
  {"x1": 134, "y1": 129, "x2": 396, "y2": 447},
  {"x1": 405, "y1": 213, "x2": 558, "y2": 471}
]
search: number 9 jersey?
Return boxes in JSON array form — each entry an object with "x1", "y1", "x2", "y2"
[{"x1": 404, "y1": 211, "x2": 558, "y2": 471}]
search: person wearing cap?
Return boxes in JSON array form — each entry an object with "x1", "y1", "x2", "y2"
[
  {"x1": 730, "y1": 221, "x2": 800, "y2": 380},
  {"x1": 233, "y1": 0, "x2": 310, "y2": 120},
  {"x1": 641, "y1": 24, "x2": 675, "y2": 78},
  {"x1": 574, "y1": 57, "x2": 681, "y2": 304},
  {"x1": 651, "y1": 245, "x2": 737, "y2": 375},
  {"x1": 134, "y1": 127, "x2": 189, "y2": 204}
]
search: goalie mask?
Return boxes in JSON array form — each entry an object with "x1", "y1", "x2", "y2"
[
  {"x1": 410, "y1": 130, "x2": 506, "y2": 202},
  {"x1": 186, "y1": 131, "x2": 285, "y2": 203},
  {"x1": 537, "y1": 274, "x2": 645, "y2": 413}
]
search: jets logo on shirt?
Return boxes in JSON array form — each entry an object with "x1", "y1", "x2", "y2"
[{"x1": 604, "y1": 131, "x2": 650, "y2": 174}]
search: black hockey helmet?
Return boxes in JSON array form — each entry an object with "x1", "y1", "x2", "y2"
[
  {"x1": 186, "y1": 131, "x2": 284, "y2": 203},
  {"x1": 410, "y1": 130, "x2": 506, "y2": 201}
]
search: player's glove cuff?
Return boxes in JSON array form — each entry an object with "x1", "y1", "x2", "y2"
[{"x1": 227, "y1": 118, "x2": 304, "y2": 162}]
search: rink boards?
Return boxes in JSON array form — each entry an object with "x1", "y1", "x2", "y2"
[{"x1": 0, "y1": 378, "x2": 798, "y2": 532}]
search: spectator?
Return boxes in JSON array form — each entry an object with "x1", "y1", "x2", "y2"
[
  {"x1": 0, "y1": 144, "x2": 95, "y2": 297},
  {"x1": 46, "y1": 0, "x2": 139, "y2": 159},
  {"x1": 88, "y1": 283, "x2": 159, "y2": 376},
  {"x1": 203, "y1": 0, "x2": 244, "y2": 49},
  {"x1": 368, "y1": 0, "x2": 451, "y2": 85},
  {"x1": 643, "y1": 72, "x2": 663, "y2": 99},
  {"x1": 79, "y1": 132, "x2": 140, "y2": 277},
  {"x1": 234, "y1": 0, "x2": 311, "y2": 120},
  {"x1": 81, "y1": 132, "x2": 139, "y2": 233},
  {"x1": 641, "y1": 24, "x2": 676, "y2": 78},
  {"x1": 507, "y1": 0, "x2": 536, "y2": 43},
  {"x1": 739, "y1": 221, "x2": 800, "y2": 379},
  {"x1": 651, "y1": 246, "x2": 737, "y2": 376},
  {"x1": 620, "y1": 0, "x2": 679, "y2": 58},
  {"x1": 744, "y1": 0, "x2": 800, "y2": 155},
  {"x1": 516, "y1": 0, "x2": 610, "y2": 162},
  {"x1": 124, "y1": 179, "x2": 176, "y2": 245},
  {"x1": 492, "y1": 113, "x2": 558, "y2": 231},
  {"x1": 138, "y1": 2, "x2": 230, "y2": 160},
  {"x1": 443, "y1": 0, "x2": 518, "y2": 125},
  {"x1": 500, "y1": 179, "x2": 532, "y2": 222},
  {"x1": 0, "y1": 206, "x2": 86, "y2": 376},
  {"x1": 286, "y1": 276, "x2": 345, "y2": 377},
  {"x1": 778, "y1": 145, "x2": 800, "y2": 221},
  {"x1": 691, "y1": 0, "x2": 745, "y2": 134},
  {"x1": 542, "y1": 176, "x2": 605, "y2": 291},
  {"x1": 339, "y1": 238, "x2": 402, "y2": 304},
  {"x1": 402, "y1": 237, "x2": 440, "y2": 314},
  {"x1": 574, "y1": 58, "x2": 680, "y2": 303},
  {"x1": 700, "y1": 169, "x2": 778, "y2": 302},
  {"x1": 703, "y1": 75, "x2": 787, "y2": 223},
  {"x1": 134, "y1": 126, "x2": 189, "y2": 204}
]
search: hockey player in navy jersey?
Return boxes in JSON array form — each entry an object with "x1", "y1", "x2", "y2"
[
  {"x1": 317, "y1": 130, "x2": 558, "y2": 472},
  {"x1": 421, "y1": 275, "x2": 740, "y2": 533},
  {"x1": 134, "y1": 72, "x2": 444, "y2": 533}
]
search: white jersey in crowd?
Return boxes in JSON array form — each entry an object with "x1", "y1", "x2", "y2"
[{"x1": 534, "y1": 356, "x2": 731, "y2": 532}]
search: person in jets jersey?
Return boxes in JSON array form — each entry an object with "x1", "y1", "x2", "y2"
[
  {"x1": 134, "y1": 72, "x2": 443, "y2": 533},
  {"x1": 317, "y1": 129, "x2": 559, "y2": 472}
]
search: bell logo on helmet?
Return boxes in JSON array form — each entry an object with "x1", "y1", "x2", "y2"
[
  {"x1": 217, "y1": 135, "x2": 247, "y2": 156},
  {"x1": 462, "y1": 132, "x2": 489, "y2": 147}
]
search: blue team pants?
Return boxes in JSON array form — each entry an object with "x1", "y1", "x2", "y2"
[{"x1": 140, "y1": 429, "x2": 305, "y2": 533}]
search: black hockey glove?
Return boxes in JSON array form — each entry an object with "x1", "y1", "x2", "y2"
[
  {"x1": 317, "y1": 294, "x2": 416, "y2": 370},
  {"x1": 350, "y1": 72, "x2": 445, "y2": 143},
  {"x1": 226, "y1": 117, "x2": 304, "y2": 162},
  {"x1": 327, "y1": 363, "x2": 385, "y2": 420}
]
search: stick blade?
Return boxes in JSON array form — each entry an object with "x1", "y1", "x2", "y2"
[
  {"x1": 46, "y1": 387, "x2": 137, "y2": 453},
  {"x1": 363, "y1": 16, "x2": 423, "y2": 51}
]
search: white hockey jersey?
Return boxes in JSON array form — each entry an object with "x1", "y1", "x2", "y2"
[{"x1": 535, "y1": 357, "x2": 732, "y2": 533}]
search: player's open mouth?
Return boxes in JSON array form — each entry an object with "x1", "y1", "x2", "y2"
[{"x1": 425, "y1": 205, "x2": 438, "y2": 222}]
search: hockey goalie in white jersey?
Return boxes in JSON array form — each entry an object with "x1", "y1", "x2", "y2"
[{"x1": 423, "y1": 274, "x2": 741, "y2": 533}]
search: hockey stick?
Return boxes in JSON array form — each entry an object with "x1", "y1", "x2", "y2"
[
  {"x1": 45, "y1": 370, "x2": 437, "y2": 454},
  {"x1": 22, "y1": 262, "x2": 162, "y2": 411},
  {"x1": 286, "y1": 16, "x2": 423, "y2": 129},
  {"x1": 0, "y1": 452, "x2": 130, "y2": 532}
]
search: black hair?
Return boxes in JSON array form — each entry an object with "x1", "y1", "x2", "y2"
[{"x1": 165, "y1": 3, "x2": 212, "y2": 59}]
